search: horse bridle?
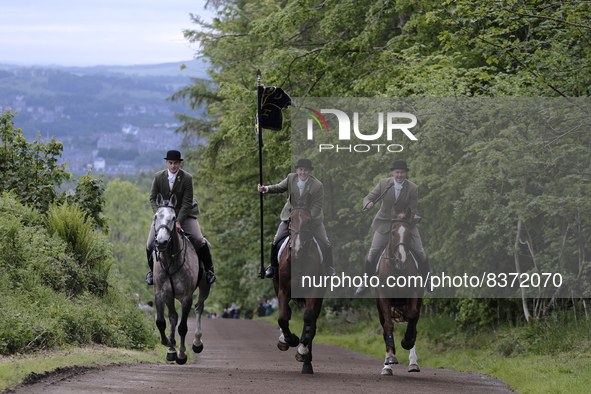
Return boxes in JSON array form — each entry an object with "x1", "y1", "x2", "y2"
[
  {"x1": 153, "y1": 204, "x2": 186, "y2": 273},
  {"x1": 153, "y1": 205, "x2": 176, "y2": 247},
  {"x1": 288, "y1": 207, "x2": 312, "y2": 237},
  {"x1": 288, "y1": 207, "x2": 315, "y2": 277},
  {"x1": 152, "y1": 204, "x2": 190, "y2": 299},
  {"x1": 384, "y1": 218, "x2": 412, "y2": 260}
]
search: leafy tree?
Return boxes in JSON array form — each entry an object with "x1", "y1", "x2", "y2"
[
  {"x1": 1, "y1": 109, "x2": 109, "y2": 232},
  {"x1": 103, "y1": 179, "x2": 153, "y2": 303},
  {"x1": 66, "y1": 169, "x2": 109, "y2": 234},
  {"x1": 172, "y1": 0, "x2": 591, "y2": 320},
  {"x1": 0, "y1": 110, "x2": 70, "y2": 212}
]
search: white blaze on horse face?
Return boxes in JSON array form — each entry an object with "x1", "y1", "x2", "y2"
[
  {"x1": 293, "y1": 231, "x2": 301, "y2": 256},
  {"x1": 397, "y1": 225, "x2": 407, "y2": 262},
  {"x1": 293, "y1": 211, "x2": 302, "y2": 256}
]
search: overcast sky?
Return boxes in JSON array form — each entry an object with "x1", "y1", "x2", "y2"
[{"x1": 0, "y1": 0, "x2": 215, "y2": 67}]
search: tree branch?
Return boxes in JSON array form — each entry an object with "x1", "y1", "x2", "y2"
[{"x1": 498, "y1": 1, "x2": 591, "y2": 30}]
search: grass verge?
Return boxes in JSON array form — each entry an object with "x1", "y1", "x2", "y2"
[
  {"x1": 257, "y1": 307, "x2": 591, "y2": 394},
  {"x1": 0, "y1": 344, "x2": 170, "y2": 392}
]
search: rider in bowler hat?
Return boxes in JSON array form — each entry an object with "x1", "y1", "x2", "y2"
[
  {"x1": 145, "y1": 150, "x2": 216, "y2": 285},
  {"x1": 257, "y1": 158, "x2": 335, "y2": 278},
  {"x1": 355, "y1": 159, "x2": 432, "y2": 295}
]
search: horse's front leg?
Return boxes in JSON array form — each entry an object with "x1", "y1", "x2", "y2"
[
  {"x1": 175, "y1": 297, "x2": 193, "y2": 365},
  {"x1": 192, "y1": 281, "x2": 210, "y2": 354},
  {"x1": 276, "y1": 284, "x2": 298, "y2": 351},
  {"x1": 155, "y1": 292, "x2": 169, "y2": 347},
  {"x1": 401, "y1": 298, "x2": 422, "y2": 350},
  {"x1": 408, "y1": 345, "x2": 420, "y2": 372},
  {"x1": 165, "y1": 296, "x2": 178, "y2": 362},
  {"x1": 376, "y1": 297, "x2": 397, "y2": 371},
  {"x1": 296, "y1": 298, "x2": 323, "y2": 374}
]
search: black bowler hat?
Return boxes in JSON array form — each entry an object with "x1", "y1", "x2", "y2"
[
  {"x1": 390, "y1": 160, "x2": 409, "y2": 171},
  {"x1": 164, "y1": 150, "x2": 183, "y2": 161},
  {"x1": 295, "y1": 158, "x2": 314, "y2": 170}
]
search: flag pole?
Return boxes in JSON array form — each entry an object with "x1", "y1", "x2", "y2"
[{"x1": 257, "y1": 70, "x2": 265, "y2": 279}]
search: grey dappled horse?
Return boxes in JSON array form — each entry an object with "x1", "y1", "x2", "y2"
[{"x1": 152, "y1": 193, "x2": 211, "y2": 364}]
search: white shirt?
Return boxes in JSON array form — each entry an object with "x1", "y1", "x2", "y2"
[
  {"x1": 394, "y1": 179, "x2": 404, "y2": 199},
  {"x1": 168, "y1": 170, "x2": 178, "y2": 190},
  {"x1": 297, "y1": 177, "x2": 309, "y2": 196}
]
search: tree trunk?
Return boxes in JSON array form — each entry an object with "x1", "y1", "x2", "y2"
[{"x1": 515, "y1": 216, "x2": 531, "y2": 323}]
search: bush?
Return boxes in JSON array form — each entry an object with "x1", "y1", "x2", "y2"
[
  {"x1": 0, "y1": 291, "x2": 157, "y2": 355},
  {"x1": 45, "y1": 202, "x2": 113, "y2": 296},
  {"x1": 0, "y1": 194, "x2": 158, "y2": 355},
  {"x1": 0, "y1": 110, "x2": 157, "y2": 355}
]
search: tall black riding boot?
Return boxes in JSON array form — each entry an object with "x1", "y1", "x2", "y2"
[
  {"x1": 418, "y1": 255, "x2": 434, "y2": 292},
  {"x1": 323, "y1": 245, "x2": 336, "y2": 276},
  {"x1": 145, "y1": 246, "x2": 154, "y2": 285},
  {"x1": 354, "y1": 258, "x2": 374, "y2": 296},
  {"x1": 265, "y1": 242, "x2": 280, "y2": 279},
  {"x1": 197, "y1": 241, "x2": 216, "y2": 285}
]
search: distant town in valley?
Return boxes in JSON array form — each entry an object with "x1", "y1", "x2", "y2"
[{"x1": 0, "y1": 61, "x2": 207, "y2": 174}]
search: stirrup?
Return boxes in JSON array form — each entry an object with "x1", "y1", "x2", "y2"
[
  {"x1": 354, "y1": 284, "x2": 368, "y2": 296},
  {"x1": 264, "y1": 265, "x2": 275, "y2": 279},
  {"x1": 206, "y1": 270, "x2": 216, "y2": 285},
  {"x1": 146, "y1": 271, "x2": 153, "y2": 286}
]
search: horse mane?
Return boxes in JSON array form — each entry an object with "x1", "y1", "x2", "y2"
[{"x1": 171, "y1": 221, "x2": 181, "y2": 252}]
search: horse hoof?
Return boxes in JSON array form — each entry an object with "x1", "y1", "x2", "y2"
[
  {"x1": 301, "y1": 363, "x2": 314, "y2": 374},
  {"x1": 408, "y1": 364, "x2": 420, "y2": 373},
  {"x1": 176, "y1": 355, "x2": 187, "y2": 365},
  {"x1": 277, "y1": 341, "x2": 289, "y2": 351},
  {"x1": 401, "y1": 339, "x2": 415, "y2": 351},
  {"x1": 295, "y1": 352, "x2": 310, "y2": 363},
  {"x1": 384, "y1": 356, "x2": 398, "y2": 365},
  {"x1": 192, "y1": 343, "x2": 204, "y2": 353},
  {"x1": 166, "y1": 352, "x2": 176, "y2": 362},
  {"x1": 381, "y1": 367, "x2": 393, "y2": 375}
]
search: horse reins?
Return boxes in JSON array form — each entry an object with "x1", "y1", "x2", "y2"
[
  {"x1": 356, "y1": 181, "x2": 396, "y2": 245},
  {"x1": 288, "y1": 207, "x2": 316, "y2": 275},
  {"x1": 154, "y1": 204, "x2": 188, "y2": 299}
]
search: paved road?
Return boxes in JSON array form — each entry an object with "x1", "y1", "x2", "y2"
[{"x1": 10, "y1": 318, "x2": 514, "y2": 394}]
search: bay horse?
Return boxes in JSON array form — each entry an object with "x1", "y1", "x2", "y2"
[
  {"x1": 152, "y1": 193, "x2": 211, "y2": 364},
  {"x1": 273, "y1": 194, "x2": 325, "y2": 374},
  {"x1": 374, "y1": 206, "x2": 424, "y2": 375}
]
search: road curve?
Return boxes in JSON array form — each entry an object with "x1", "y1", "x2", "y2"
[{"x1": 10, "y1": 318, "x2": 514, "y2": 394}]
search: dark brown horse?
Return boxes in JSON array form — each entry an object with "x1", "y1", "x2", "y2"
[
  {"x1": 374, "y1": 206, "x2": 424, "y2": 375},
  {"x1": 273, "y1": 195, "x2": 325, "y2": 374}
]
